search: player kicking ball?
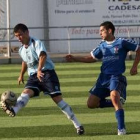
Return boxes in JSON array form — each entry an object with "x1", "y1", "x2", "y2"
[
  {"x1": 66, "y1": 21, "x2": 140, "y2": 135},
  {"x1": 1, "y1": 23, "x2": 84, "y2": 135}
]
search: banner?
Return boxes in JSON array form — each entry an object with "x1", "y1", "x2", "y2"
[
  {"x1": 48, "y1": 0, "x2": 140, "y2": 26},
  {"x1": 48, "y1": 0, "x2": 140, "y2": 53}
]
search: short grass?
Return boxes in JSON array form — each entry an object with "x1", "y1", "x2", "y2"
[{"x1": 0, "y1": 61, "x2": 140, "y2": 140}]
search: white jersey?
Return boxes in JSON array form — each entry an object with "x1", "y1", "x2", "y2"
[{"x1": 19, "y1": 37, "x2": 54, "y2": 76}]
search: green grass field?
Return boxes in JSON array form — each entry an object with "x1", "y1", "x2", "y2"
[{"x1": 0, "y1": 61, "x2": 140, "y2": 140}]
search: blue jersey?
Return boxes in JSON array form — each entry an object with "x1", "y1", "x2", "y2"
[
  {"x1": 19, "y1": 37, "x2": 54, "y2": 76},
  {"x1": 91, "y1": 38, "x2": 139, "y2": 75}
]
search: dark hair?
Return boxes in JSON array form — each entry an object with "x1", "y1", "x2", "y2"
[
  {"x1": 100, "y1": 21, "x2": 115, "y2": 35},
  {"x1": 14, "y1": 23, "x2": 28, "y2": 33}
]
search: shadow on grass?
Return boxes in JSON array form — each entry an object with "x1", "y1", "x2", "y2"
[
  {"x1": 86, "y1": 122, "x2": 140, "y2": 136},
  {"x1": 0, "y1": 102, "x2": 140, "y2": 117},
  {"x1": 0, "y1": 122, "x2": 140, "y2": 138}
]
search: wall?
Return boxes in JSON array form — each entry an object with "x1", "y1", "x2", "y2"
[
  {"x1": 0, "y1": 0, "x2": 140, "y2": 56},
  {"x1": 48, "y1": 0, "x2": 140, "y2": 53},
  {"x1": 0, "y1": 0, "x2": 44, "y2": 55}
]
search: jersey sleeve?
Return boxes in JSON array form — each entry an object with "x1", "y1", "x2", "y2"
[
  {"x1": 35, "y1": 40, "x2": 47, "y2": 57},
  {"x1": 90, "y1": 46, "x2": 103, "y2": 60},
  {"x1": 122, "y1": 38, "x2": 139, "y2": 51}
]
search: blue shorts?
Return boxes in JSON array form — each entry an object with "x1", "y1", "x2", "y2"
[
  {"x1": 25, "y1": 70, "x2": 61, "y2": 97},
  {"x1": 89, "y1": 73, "x2": 127, "y2": 100}
]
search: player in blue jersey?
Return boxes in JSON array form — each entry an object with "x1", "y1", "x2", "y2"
[
  {"x1": 66, "y1": 21, "x2": 140, "y2": 135},
  {"x1": 1, "y1": 23, "x2": 84, "y2": 135}
]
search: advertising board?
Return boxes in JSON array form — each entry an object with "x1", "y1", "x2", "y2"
[{"x1": 48, "y1": 0, "x2": 140, "y2": 53}]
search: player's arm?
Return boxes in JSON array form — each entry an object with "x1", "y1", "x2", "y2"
[
  {"x1": 18, "y1": 61, "x2": 27, "y2": 85},
  {"x1": 65, "y1": 54, "x2": 97, "y2": 63},
  {"x1": 37, "y1": 51, "x2": 47, "y2": 82},
  {"x1": 130, "y1": 46, "x2": 140, "y2": 75}
]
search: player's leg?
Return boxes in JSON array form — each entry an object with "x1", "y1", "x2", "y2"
[
  {"x1": 87, "y1": 91, "x2": 113, "y2": 108},
  {"x1": 110, "y1": 90, "x2": 126, "y2": 135},
  {"x1": 42, "y1": 70, "x2": 84, "y2": 135},
  {"x1": 12, "y1": 74, "x2": 41, "y2": 116},
  {"x1": 88, "y1": 73, "x2": 113, "y2": 108},
  {"x1": 1, "y1": 89, "x2": 36, "y2": 117},
  {"x1": 1, "y1": 89, "x2": 33, "y2": 117},
  {"x1": 52, "y1": 95, "x2": 84, "y2": 135},
  {"x1": 110, "y1": 90, "x2": 123, "y2": 110},
  {"x1": 87, "y1": 94, "x2": 100, "y2": 108},
  {"x1": 12, "y1": 89, "x2": 34, "y2": 114},
  {"x1": 1, "y1": 75, "x2": 39, "y2": 117},
  {"x1": 110, "y1": 75, "x2": 127, "y2": 135}
]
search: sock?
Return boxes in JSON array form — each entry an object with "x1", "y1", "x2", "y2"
[
  {"x1": 57, "y1": 100, "x2": 81, "y2": 128},
  {"x1": 115, "y1": 109, "x2": 125, "y2": 130},
  {"x1": 99, "y1": 99, "x2": 113, "y2": 108},
  {"x1": 13, "y1": 93, "x2": 29, "y2": 114}
]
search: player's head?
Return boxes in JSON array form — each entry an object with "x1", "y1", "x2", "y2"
[
  {"x1": 14, "y1": 23, "x2": 28, "y2": 33},
  {"x1": 99, "y1": 21, "x2": 115, "y2": 41},
  {"x1": 14, "y1": 23, "x2": 30, "y2": 45}
]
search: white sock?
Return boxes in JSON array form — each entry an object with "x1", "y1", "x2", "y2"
[
  {"x1": 57, "y1": 100, "x2": 81, "y2": 128},
  {"x1": 13, "y1": 93, "x2": 29, "y2": 114}
]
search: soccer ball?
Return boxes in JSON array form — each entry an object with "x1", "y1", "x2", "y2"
[{"x1": 1, "y1": 91, "x2": 17, "y2": 106}]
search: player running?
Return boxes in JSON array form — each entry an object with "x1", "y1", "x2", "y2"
[
  {"x1": 66, "y1": 21, "x2": 140, "y2": 135},
  {"x1": 1, "y1": 23, "x2": 84, "y2": 135}
]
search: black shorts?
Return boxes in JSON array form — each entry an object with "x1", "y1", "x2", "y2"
[
  {"x1": 25, "y1": 70, "x2": 62, "y2": 98},
  {"x1": 90, "y1": 73, "x2": 127, "y2": 100}
]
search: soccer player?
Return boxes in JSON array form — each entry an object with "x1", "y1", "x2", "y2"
[
  {"x1": 65, "y1": 21, "x2": 140, "y2": 135},
  {"x1": 1, "y1": 23, "x2": 84, "y2": 135}
]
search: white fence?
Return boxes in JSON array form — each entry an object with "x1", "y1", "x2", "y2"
[{"x1": 0, "y1": 0, "x2": 140, "y2": 57}]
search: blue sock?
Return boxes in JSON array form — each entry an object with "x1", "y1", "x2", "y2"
[
  {"x1": 99, "y1": 99, "x2": 113, "y2": 108},
  {"x1": 115, "y1": 109, "x2": 125, "y2": 130}
]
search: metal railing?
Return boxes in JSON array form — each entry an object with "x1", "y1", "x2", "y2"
[{"x1": 0, "y1": 25, "x2": 140, "y2": 57}]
